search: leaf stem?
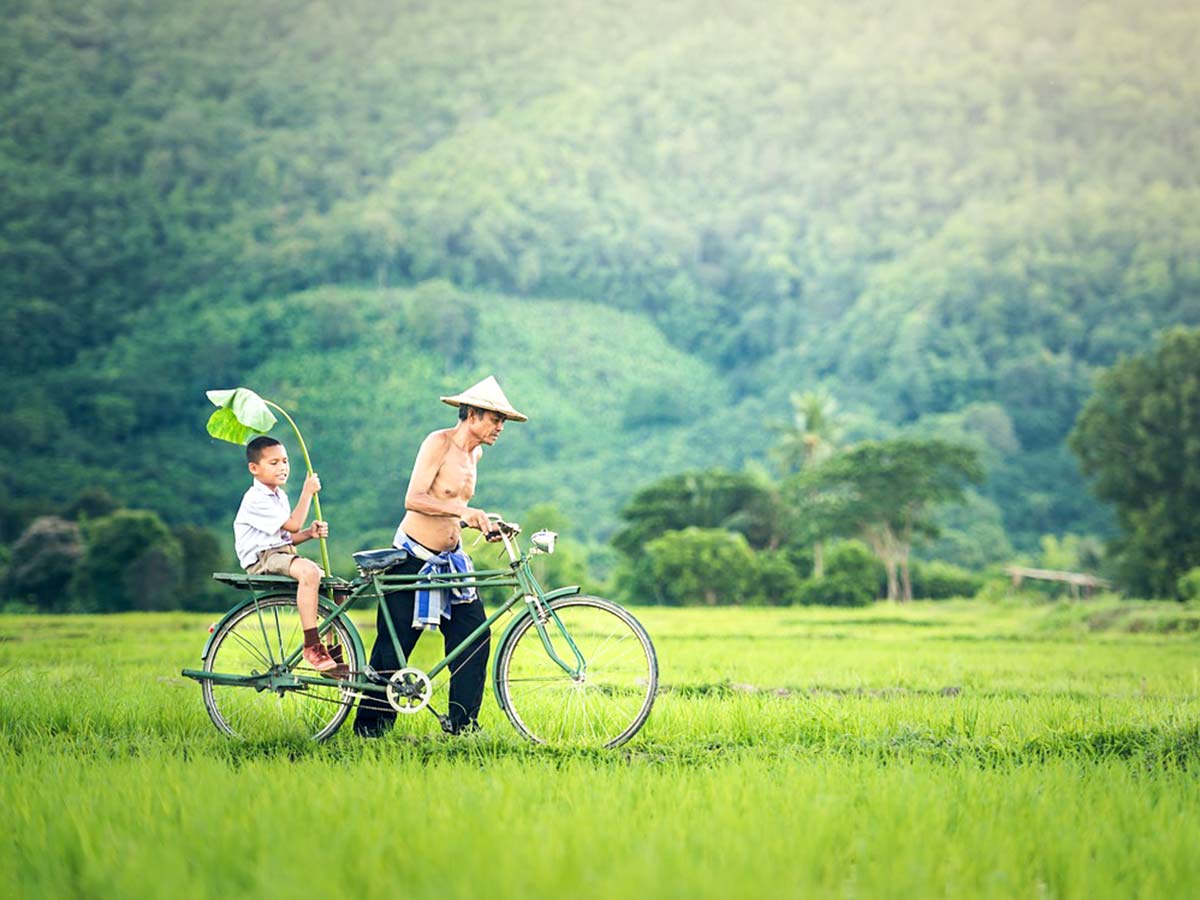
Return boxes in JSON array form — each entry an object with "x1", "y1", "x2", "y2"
[{"x1": 264, "y1": 400, "x2": 333, "y2": 582}]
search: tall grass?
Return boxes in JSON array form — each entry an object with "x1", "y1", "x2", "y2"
[{"x1": 3, "y1": 600, "x2": 1198, "y2": 898}]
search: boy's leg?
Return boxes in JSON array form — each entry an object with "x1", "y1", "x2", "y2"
[
  {"x1": 288, "y1": 557, "x2": 323, "y2": 630},
  {"x1": 353, "y1": 555, "x2": 424, "y2": 737},
  {"x1": 289, "y1": 556, "x2": 338, "y2": 670},
  {"x1": 441, "y1": 596, "x2": 490, "y2": 734}
]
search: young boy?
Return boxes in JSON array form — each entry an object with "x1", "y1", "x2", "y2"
[{"x1": 234, "y1": 435, "x2": 337, "y2": 671}]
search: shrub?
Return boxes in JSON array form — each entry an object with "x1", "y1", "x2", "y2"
[
  {"x1": 826, "y1": 541, "x2": 886, "y2": 593},
  {"x1": 796, "y1": 540, "x2": 883, "y2": 606},
  {"x1": 643, "y1": 527, "x2": 757, "y2": 605},
  {"x1": 910, "y1": 560, "x2": 984, "y2": 599},
  {"x1": 1177, "y1": 567, "x2": 1200, "y2": 603},
  {"x1": 797, "y1": 572, "x2": 874, "y2": 607},
  {"x1": 780, "y1": 542, "x2": 814, "y2": 580},
  {"x1": 752, "y1": 551, "x2": 803, "y2": 605}
]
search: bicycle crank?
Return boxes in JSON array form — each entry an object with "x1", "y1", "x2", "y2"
[{"x1": 385, "y1": 667, "x2": 433, "y2": 714}]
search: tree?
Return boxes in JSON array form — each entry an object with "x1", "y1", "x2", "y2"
[
  {"x1": 71, "y1": 510, "x2": 183, "y2": 612},
  {"x1": 770, "y1": 389, "x2": 843, "y2": 576},
  {"x1": 64, "y1": 486, "x2": 119, "y2": 522},
  {"x1": 789, "y1": 438, "x2": 983, "y2": 601},
  {"x1": 612, "y1": 469, "x2": 787, "y2": 557},
  {"x1": 1069, "y1": 327, "x2": 1200, "y2": 597},
  {"x1": 4, "y1": 516, "x2": 84, "y2": 611},
  {"x1": 177, "y1": 525, "x2": 226, "y2": 610},
  {"x1": 770, "y1": 389, "x2": 843, "y2": 475}
]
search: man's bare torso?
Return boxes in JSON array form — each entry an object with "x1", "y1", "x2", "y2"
[{"x1": 400, "y1": 428, "x2": 481, "y2": 552}]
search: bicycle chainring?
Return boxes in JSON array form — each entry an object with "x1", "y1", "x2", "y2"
[{"x1": 385, "y1": 667, "x2": 433, "y2": 714}]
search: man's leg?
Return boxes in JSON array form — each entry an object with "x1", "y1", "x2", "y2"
[
  {"x1": 353, "y1": 556, "x2": 423, "y2": 737},
  {"x1": 441, "y1": 596, "x2": 490, "y2": 734}
]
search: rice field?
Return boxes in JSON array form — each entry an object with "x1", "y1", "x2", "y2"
[{"x1": 3, "y1": 598, "x2": 1199, "y2": 899}]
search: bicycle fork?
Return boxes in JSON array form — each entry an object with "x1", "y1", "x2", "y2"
[{"x1": 524, "y1": 593, "x2": 588, "y2": 678}]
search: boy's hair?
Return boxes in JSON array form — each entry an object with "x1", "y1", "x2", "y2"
[{"x1": 246, "y1": 435, "x2": 284, "y2": 464}]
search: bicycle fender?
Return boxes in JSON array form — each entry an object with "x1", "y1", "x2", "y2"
[{"x1": 490, "y1": 585, "x2": 581, "y2": 707}]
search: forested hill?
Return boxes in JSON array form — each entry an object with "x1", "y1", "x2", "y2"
[{"x1": 2, "y1": 0, "x2": 1198, "y2": 563}]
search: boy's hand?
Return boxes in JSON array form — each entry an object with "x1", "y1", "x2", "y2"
[
  {"x1": 309, "y1": 520, "x2": 329, "y2": 539},
  {"x1": 302, "y1": 472, "x2": 322, "y2": 496}
]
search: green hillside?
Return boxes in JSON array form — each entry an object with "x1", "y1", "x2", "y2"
[
  {"x1": 3, "y1": 0, "x2": 1198, "y2": 566},
  {"x1": 203, "y1": 287, "x2": 737, "y2": 561}
]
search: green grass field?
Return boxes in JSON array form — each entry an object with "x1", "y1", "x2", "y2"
[{"x1": 3, "y1": 599, "x2": 1199, "y2": 899}]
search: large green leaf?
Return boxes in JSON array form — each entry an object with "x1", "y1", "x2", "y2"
[{"x1": 205, "y1": 388, "x2": 277, "y2": 445}]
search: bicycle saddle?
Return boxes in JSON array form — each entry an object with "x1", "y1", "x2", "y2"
[{"x1": 352, "y1": 547, "x2": 410, "y2": 573}]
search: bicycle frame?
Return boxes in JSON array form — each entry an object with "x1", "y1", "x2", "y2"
[{"x1": 182, "y1": 528, "x2": 586, "y2": 703}]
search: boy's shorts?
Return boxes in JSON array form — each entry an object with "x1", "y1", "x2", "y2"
[{"x1": 246, "y1": 545, "x2": 298, "y2": 577}]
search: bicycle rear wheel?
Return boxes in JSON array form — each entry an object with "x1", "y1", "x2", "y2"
[
  {"x1": 202, "y1": 596, "x2": 360, "y2": 741},
  {"x1": 494, "y1": 595, "x2": 657, "y2": 748}
]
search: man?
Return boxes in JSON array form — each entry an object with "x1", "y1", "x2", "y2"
[{"x1": 353, "y1": 375, "x2": 527, "y2": 737}]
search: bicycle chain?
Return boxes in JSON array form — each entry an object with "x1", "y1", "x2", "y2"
[{"x1": 345, "y1": 634, "x2": 493, "y2": 714}]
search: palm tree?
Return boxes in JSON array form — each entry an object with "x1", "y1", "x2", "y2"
[{"x1": 771, "y1": 389, "x2": 842, "y2": 577}]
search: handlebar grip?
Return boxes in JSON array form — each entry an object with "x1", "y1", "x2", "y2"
[
  {"x1": 460, "y1": 517, "x2": 519, "y2": 536},
  {"x1": 460, "y1": 519, "x2": 502, "y2": 539}
]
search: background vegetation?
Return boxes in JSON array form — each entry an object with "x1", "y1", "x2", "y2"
[{"x1": 3, "y1": 0, "x2": 1199, "y2": 607}]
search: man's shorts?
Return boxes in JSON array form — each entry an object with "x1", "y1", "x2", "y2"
[{"x1": 246, "y1": 545, "x2": 298, "y2": 577}]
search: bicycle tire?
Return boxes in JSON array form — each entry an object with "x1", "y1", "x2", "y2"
[
  {"x1": 494, "y1": 595, "x2": 657, "y2": 748},
  {"x1": 201, "y1": 595, "x2": 361, "y2": 741}
]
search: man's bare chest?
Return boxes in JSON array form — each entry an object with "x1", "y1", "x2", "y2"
[{"x1": 432, "y1": 449, "x2": 477, "y2": 500}]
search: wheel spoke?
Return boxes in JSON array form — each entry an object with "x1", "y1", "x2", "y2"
[
  {"x1": 226, "y1": 626, "x2": 274, "y2": 670},
  {"x1": 273, "y1": 606, "x2": 285, "y2": 664}
]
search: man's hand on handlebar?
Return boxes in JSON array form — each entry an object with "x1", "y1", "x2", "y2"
[
  {"x1": 460, "y1": 508, "x2": 503, "y2": 541},
  {"x1": 460, "y1": 510, "x2": 518, "y2": 542}
]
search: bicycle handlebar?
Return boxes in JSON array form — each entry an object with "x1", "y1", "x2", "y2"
[
  {"x1": 458, "y1": 515, "x2": 521, "y2": 540},
  {"x1": 487, "y1": 515, "x2": 521, "y2": 536}
]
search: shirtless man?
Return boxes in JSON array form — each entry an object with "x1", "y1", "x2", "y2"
[{"x1": 353, "y1": 376, "x2": 527, "y2": 738}]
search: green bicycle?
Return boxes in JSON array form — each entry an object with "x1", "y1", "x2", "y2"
[{"x1": 182, "y1": 517, "x2": 658, "y2": 747}]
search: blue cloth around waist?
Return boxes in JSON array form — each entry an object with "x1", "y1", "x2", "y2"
[{"x1": 396, "y1": 534, "x2": 477, "y2": 631}]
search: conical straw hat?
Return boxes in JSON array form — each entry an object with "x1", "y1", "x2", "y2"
[{"x1": 440, "y1": 376, "x2": 528, "y2": 422}]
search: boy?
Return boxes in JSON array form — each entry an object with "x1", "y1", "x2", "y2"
[{"x1": 233, "y1": 435, "x2": 337, "y2": 671}]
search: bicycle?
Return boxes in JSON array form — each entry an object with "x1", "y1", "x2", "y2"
[{"x1": 182, "y1": 516, "x2": 658, "y2": 748}]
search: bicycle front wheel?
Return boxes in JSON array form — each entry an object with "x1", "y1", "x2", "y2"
[
  {"x1": 202, "y1": 596, "x2": 361, "y2": 742},
  {"x1": 494, "y1": 595, "x2": 657, "y2": 748}
]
